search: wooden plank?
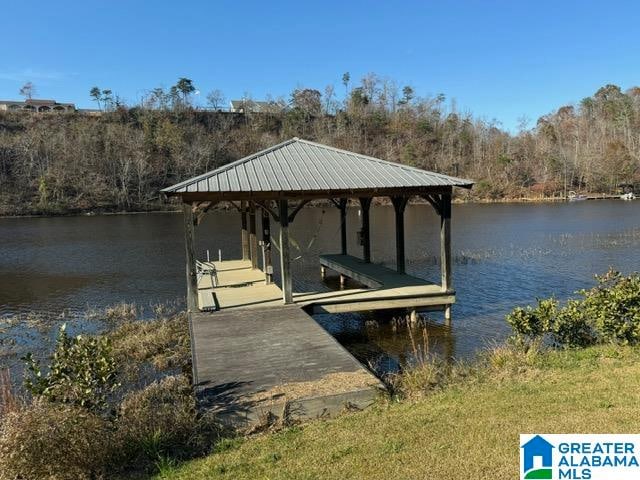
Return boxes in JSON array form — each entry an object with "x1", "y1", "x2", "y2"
[
  {"x1": 279, "y1": 199, "x2": 293, "y2": 304},
  {"x1": 359, "y1": 197, "x2": 372, "y2": 263},
  {"x1": 183, "y1": 203, "x2": 198, "y2": 312}
]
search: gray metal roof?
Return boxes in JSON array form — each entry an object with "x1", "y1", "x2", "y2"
[{"x1": 162, "y1": 138, "x2": 473, "y2": 196}]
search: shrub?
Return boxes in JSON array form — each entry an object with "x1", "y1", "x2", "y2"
[
  {"x1": 114, "y1": 375, "x2": 218, "y2": 472},
  {"x1": 506, "y1": 270, "x2": 640, "y2": 348},
  {"x1": 23, "y1": 323, "x2": 119, "y2": 412},
  {"x1": 582, "y1": 270, "x2": 640, "y2": 344},
  {"x1": 0, "y1": 399, "x2": 112, "y2": 480}
]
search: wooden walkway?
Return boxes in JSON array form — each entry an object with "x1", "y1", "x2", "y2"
[
  {"x1": 191, "y1": 307, "x2": 382, "y2": 426},
  {"x1": 192, "y1": 254, "x2": 453, "y2": 426}
]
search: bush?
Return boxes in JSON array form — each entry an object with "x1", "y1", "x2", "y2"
[
  {"x1": 114, "y1": 375, "x2": 218, "y2": 472},
  {"x1": 0, "y1": 399, "x2": 112, "y2": 480},
  {"x1": 23, "y1": 323, "x2": 119, "y2": 412},
  {"x1": 506, "y1": 270, "x2": 640, "y2": 348}
]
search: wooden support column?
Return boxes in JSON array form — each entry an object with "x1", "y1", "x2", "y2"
[
  {"x1": 339, "y1": 198, "x2": 348, "y2": 255},
  {"x1": 279, "y1": 199, "x2": 293, "y2": 304},
  {"x1": 440, "y1": 192, "x2": 452, "y2": 322},
  {"x1": 183, "y1": 203, "x2": 198, "y2": 313},
  {"x1": 240, "y1": 200, "x2": 249, "y2": 261},
  {"x1": 261, "y1": 207, "x2": 273, "y2": 284},
  {"x1": 359, "y1": 197, "x2": 372, "y2": 263},
  {"x1": 249, "y1": 202, "x2": 258, "y2": 269},
  {"x1": 391, "y1": 196, "x2": 408, "y2": 274}
]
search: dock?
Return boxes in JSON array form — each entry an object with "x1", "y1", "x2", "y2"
[
  {"x1": 162, "y1": 138, "x2": 472, "y2": 426},
  {"x1": 191, "y1": 306, "x2": 382, "y2": 426},
  {"x1": 191, "y1": 254, "x2": 453, "y2": 426},
  {"x1": 198, "y1": 255, "x2": 454, "y2": 315}
]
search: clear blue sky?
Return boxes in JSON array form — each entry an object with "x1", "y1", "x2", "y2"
[{"x1": 1, "y1": 0, "x2": 638, "y2": 130}]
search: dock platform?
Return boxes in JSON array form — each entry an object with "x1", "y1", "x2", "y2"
[
  {"x1": 198, "y1": 254, "x2": 454, "y2": 315},
  {"x1": 190, "y1": 306, "x2": 382, "y2": 426},
  {"x1": 192, "y1": 254, "x2": 453, "y2": 426}
]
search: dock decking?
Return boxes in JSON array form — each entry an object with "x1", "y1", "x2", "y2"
[
  {"x1": 190, "y1": 306, "x2": 382, "y2": 426},
  {"x1": 198, "y1": 254, "x2": 454, "y2": 314},
  {"x1": 192, "y1": 254, "x2": 453, "y2": 425}
]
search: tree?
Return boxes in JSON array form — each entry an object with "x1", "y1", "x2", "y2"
[
  {"x1": 206, "y1": 89, "x2": 225, "y2": 110},
  {"x1": 90, "y1": 86, "x2": 102, "y2": 110},
  {"x1": 399, "y1": 86, "x2": 414, "y2": 105},
  {"x1": 20, "y1": 82, "x2": 36, "y2": 100},
  {"x1": 291, "y1": 88, "x2": 322, "y2": 117},
  {"x1": 175, "y1": 78, "x2": 196, "y2": 104},
  {"x1": 102, "y1": 89, "x2": 114, "y2": 111},
  {"x1": 342, "y1": 72, "x2": 350, "y2": 95}
]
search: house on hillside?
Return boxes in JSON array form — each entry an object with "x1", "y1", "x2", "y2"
[
  {"x1": 229, "y1": 99, "x2": 286, "y2": 113},
  {"x1": 0, "y1": 98, "x2": 76, "y2": 113}
]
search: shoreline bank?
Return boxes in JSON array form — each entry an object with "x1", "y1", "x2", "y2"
[{"x1": 0, "y1": 194, "x2": 627, "y2": 219}]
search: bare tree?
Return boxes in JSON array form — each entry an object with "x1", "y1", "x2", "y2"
[{"x1": 19, "y1": 82, "x2": 36, "y2": 100}]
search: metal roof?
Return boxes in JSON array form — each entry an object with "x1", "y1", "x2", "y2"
[{"x1": 162, "y1": 138, "x2": 473, "y2": 197}]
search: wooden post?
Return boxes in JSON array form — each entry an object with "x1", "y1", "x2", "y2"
[
  {"x1": 240, "y1": 200, "x2": 249, "y2": 261},
  {"x1": 359, "y1": 197, "x2": 372, "y2": 263},
  {"x1": 279, "y1": 199, "x2": 293, "y2": 304},
  {"x1": 339, "y1": 198, "x2": 348, "y2": 255},
  {"x1": 249, "y1": 202, "x2": 258, "y2": 269},
  {"x1": 391, "y1": 196, "x2": 408, "y2": 274},
  {"x1": 261, "y1": 207, "x2": 273, "y2": 284},
  {"x1": 440, "y1": 192, "x2": 452, "y2": 322},
  {"x1": 183, "y1": 203, "x2": 199, "y2": 313}
]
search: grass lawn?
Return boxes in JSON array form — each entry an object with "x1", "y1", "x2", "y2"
[{"x1": 158, "y1": 346, "x2": 640, "y2": 480}]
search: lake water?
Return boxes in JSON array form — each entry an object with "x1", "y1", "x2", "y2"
[{"x1": 1, "y1": 201, "x2": 639, "y2": 373}]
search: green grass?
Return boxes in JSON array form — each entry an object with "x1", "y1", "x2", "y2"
[{"x1": 157, "y1": 345, "x2": 640, "y2": 480}]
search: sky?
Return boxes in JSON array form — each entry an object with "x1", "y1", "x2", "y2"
[{"x1": 0, "y1": 0, "x2": 639, "y2": 130}]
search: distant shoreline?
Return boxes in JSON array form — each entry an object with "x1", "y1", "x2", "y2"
[{"x1": 0, "y1": 194, "x2": 629, "y2": 219}]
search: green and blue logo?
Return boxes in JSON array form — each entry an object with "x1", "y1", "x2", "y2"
[{"x1": 521, "y1": 435, "x2": 554, "y2": 479}]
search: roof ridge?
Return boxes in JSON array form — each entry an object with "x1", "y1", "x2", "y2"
[{"x1": 295, "y1": 138, "x2": 472, "y2": 185}]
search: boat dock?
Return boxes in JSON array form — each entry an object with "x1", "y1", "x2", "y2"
[
  {"x1": 192, "y1": 254, "x2": 456, "y2": 426},
  {"x1": 162, "y1": 138, "x2": 473, "y2": 426}
]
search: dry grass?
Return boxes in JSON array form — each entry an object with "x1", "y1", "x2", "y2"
[
  {"x1": 0, "y1": 399, "x2": 112, "y2": 480},
  {"x1": 248, "y1": 371, "x2": 381, "y2": 405},
  {"x1": 0, "y1": 369, "x2": 20, "y2": 417},
  {"x1": 108, "y1": 312, "x2": 191, "y2": 375},
  {"x1": 159, "y1": 345, "x2": 640, "y2": 480}
]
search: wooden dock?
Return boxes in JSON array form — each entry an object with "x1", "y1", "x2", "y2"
[
  {"x1": 191, "y1": 307, "x2": 382, "y2": 426},
  {"x1": 191, "y1": 254, "x2": 453, "y2": 426},
  {"x1": 198, "y1": 255, "x2": 454, "y2": 315}
]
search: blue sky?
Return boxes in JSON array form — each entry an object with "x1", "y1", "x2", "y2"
[{"x1": 1, "y1": 0, "x2": 638, "y2": 130}]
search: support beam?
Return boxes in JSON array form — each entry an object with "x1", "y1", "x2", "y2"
[
  {"x1": 278, "y1": 199, "x2": 293, "y2": 304},
  {"x1": 358, "y1": 197, "x2": 372, "y2": 263},
  {"x1": 240, "y1": 200, "x2": 249, "y2": 261},
  {"x1": 183, "y1": 203, "x2": 198, "y2": 313},
  {"x1": 249, "y1": 202, "x2": 258, "y2": 269},
  {"x1": 391, "y1": 196, "x2": 409, "y2": 274},
  {"x1": 440, "y1": 192, "x2": 452, "y2": 291},
  {"x1": 261, "y1": 207, "x2": 273, "y2": 284},
  {"x1": 440, "y1": 192, "x2": 452, "y2": 323},
  {"x1": 339, "y1": 198, "x2": 348, "y2": 255}
]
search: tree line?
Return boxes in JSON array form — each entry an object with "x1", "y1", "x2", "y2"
[{"x1": 0, "y1": 75, "x2": 639, "y2": 215}]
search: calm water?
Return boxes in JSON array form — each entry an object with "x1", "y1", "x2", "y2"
[{"x1": 1, "y1": 201, "x2": 639, "y2": 372}]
